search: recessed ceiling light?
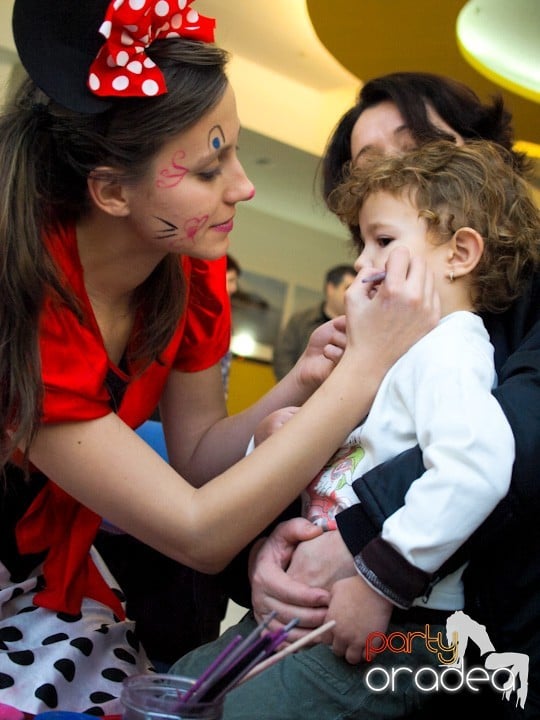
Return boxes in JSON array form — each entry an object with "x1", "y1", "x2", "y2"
[{"x1": 456, "y1": 0, "x2": 540, "y2": 103}]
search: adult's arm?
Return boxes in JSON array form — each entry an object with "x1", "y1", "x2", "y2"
[
  {"x1": 161, "y1": 315, "x2": 346, "y2": 486},
  {"x1": 29, "y1": 249, "x2": 440, "y2": 575}
]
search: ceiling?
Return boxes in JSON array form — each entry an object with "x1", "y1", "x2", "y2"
[
  {"x1": 195, "y1": 0, "x2": 540, "y2": 230},
  {"x1": 307, "y1": 0, "x2": 539, "y2": 147}
]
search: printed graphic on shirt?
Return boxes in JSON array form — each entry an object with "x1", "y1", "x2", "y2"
[{"x1": 303, "y1": 445, "x2": 365, "y2": 530}]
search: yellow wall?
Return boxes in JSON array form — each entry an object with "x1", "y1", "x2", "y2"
[{"x1": 226, "y1": 356, "x2": 276, "y2": 415}]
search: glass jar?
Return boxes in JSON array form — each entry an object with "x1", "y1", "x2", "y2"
[{"x1": 121, "y1": 674, "x2": 223, "y2": 720}]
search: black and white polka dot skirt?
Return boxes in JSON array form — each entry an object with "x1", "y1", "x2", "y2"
[{"x1": 0, "y1": 548, "x2": 154, "y2": 716}]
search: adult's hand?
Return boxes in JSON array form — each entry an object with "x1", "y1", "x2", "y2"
[
  {"x1": 250, "y1": 524, "x2": 357, "y2": 642},
  {"x1": 324, "y1": 574, "x2": 393, "y2": 665},
  {"x1": 286, "y1": 528, "x2": 356, "y2": 591},
  {"x1": 344, "y1": 247, "x2": 440, "y2": 377},
  {"x1": 249, "y1": 518, "x2": 329, "y2": 640},
  {"x1": 291, "y1": 315, "x2": 347, "y2": 396}
]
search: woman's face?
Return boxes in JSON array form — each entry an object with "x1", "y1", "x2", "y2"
[
  {"x1": 124, "y1": 83, "x2": 254, "y2": 260},
  {"x1": 350, "y1": 100, "x2": 464, "y2": 165}
]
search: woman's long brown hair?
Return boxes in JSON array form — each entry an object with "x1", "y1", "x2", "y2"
[{"x1": 0, "y1": 39, "x2": 229, "y2": 473}]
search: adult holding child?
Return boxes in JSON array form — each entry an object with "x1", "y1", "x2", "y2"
[
  {"x1": 0, "y1": 3, "x2": 438, "y2": 715},
  {"x1": 217, "y1": 73, "x2": 540, "y2": 718},
  {"x1": 172, "y1": 137, "x2": 539, "y2": 719}
]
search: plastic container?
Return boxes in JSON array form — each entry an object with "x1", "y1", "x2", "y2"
[{"x1": 121, "y1": 674, "x2": 223, "y2": 720}]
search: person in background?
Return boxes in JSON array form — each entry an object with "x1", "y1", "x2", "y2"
[
  {"x1": 171, "y1": 138, "x2": 539, "y2": 718},
  {"x1": 226, "y1": 253, "x2": 242, "y2": 297},
  {"x1": 221, "y1": 253, "x2": 242, "y2": 397},
  {"x1": 272, "y1": 264, "x2": 357, "y2": 380},
  {"x1": 0, "y1": 0, "x2": 440, "y2": 712}
]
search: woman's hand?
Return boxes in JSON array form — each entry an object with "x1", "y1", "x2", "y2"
[
  {"x1": 343, "y1": 247, "x2": 440, "y2": 372},
  {"x1": 290, "y1": 315, "x2": 347, "y2": 397}
]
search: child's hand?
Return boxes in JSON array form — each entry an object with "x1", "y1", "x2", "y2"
[
  {"x1": 323, "y1": 574, "x2": 393, "y2": 665},
  {"x1": 254, "y1": 406, "x2": 300, "y2": 446}
]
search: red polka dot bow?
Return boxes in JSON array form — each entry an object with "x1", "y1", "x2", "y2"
[{"x1": 88, "y1": 0, "x2": 216, "y2": 99}]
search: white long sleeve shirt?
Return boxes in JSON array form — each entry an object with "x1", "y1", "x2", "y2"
[{"x1": 303, "y1": 311, "x2": 515, "y2": 609}]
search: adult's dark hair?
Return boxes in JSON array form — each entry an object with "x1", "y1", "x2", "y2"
[
  {"x1": 325, "y1": 264, "x2": 357, "y2": 287},
  {"x1": 321, "y1": 71, "x2": 529, "y2": 207},
  {"x1": 226, "y1": 254, "x2": 242, "y2": 276},
  {"x1": 0, "y1": 38, "x2": 229, "y2": 471}
]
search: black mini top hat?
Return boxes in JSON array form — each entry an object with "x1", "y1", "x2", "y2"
[
  {"x1": 12, "y1": 0, "x2": 114, "y2": 113},
  {"x1": 12, "y1": 0, "x2": 216, "y2": 115}
]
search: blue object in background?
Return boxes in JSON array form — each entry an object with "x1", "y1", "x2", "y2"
[
  {"x1": 101, "y1": 420, "x2": 169, "y2": 535},
  {"x1": 135, "y1": 420, "x2": 168, "y2": 461}
]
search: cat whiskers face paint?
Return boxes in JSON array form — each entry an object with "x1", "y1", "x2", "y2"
[
  {"x1": 154, "y1": 214, "x2": 210, "y2": 249},
  {"x1": 154, "y1": 216, "x2": 187, "y2": 251},
  {"x1": 154, "y1": 216, "x2": 179, "y2": 241}
]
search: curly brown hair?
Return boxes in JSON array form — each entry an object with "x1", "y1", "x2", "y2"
[{"x1": 329, "y1": 140, "x2": 540, "y2": 315}]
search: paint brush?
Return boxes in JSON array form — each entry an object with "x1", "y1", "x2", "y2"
[
  {"x1": 239, "y1": 619, "x2": 336, "y2": 684},
  {"x1": 362, "y1": 271, "x2": 386, "y2": 283},
  {"x1": 177, "y1": 611, "x2": 277, "y2": 706},
  {"x1": 179, "y1": 633, "x2": 243, "y2": 705}
]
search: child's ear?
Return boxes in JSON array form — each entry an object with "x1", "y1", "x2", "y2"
[
  {"x1": 447, "y1": 227, "x2": 484, "y2": 279},
  {"x1": 87, "y1": 167, "x2": 130, "y2": 217}
]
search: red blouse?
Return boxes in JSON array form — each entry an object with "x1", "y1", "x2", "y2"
[{"x1": 15, "y1": 223, "x2": 231, "y2": 617}]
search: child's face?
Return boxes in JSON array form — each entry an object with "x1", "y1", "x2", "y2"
[{"x1": 354, "y1": 190, "x2": 448, "y2": 283}]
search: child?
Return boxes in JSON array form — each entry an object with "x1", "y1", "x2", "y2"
[{"x1": 257, "y1": 137, "x2": 537, "y2": 611}]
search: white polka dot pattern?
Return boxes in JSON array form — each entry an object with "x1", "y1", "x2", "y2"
[{"x1": 88, "y1": 0, "x2": 216, "y2": 100}]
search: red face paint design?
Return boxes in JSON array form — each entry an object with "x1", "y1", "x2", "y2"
[
  {"x1": 184, "y1": 215, "x2": 209, "y2": 240},
  {"x1": 156, "y1": 150, "x2": 189, "y2": 188}
]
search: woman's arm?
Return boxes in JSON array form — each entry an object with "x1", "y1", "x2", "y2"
[
  {"x1": 160, "y1": 317, "x2": 346, "y2": 485},
  {"x1": 29, "y1": 248, "x2": 440, "y2": 574}
]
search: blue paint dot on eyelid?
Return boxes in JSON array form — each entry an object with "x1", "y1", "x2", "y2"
[{"x1": 212, "y1": 137, "x2": 221, "y2": 149}]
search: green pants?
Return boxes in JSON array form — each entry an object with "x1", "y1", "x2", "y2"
[{"x1": 169, "y1": 612, "x2": 448, "y2": 720}]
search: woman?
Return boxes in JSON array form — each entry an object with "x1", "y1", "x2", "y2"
[
  {"x1": 230, "y1": 73, "x2": 540, "y2": 718},
  {"x1": 0, "y1": 4, "x2": 439, "y2": 713}
]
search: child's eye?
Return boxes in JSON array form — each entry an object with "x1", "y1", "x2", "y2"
[{"x1": 377, "y1": 236, "x2": 394, "y2": 247}]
